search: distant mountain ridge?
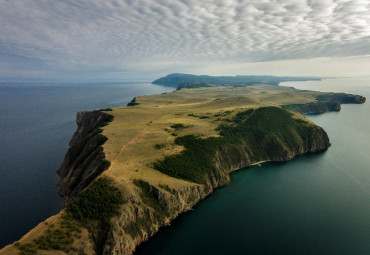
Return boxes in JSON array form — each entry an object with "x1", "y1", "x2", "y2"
[{"x1": 152, "y1": 73, "x2": 321, "y2": 88}]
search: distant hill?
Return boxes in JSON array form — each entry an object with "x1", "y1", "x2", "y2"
[{"x1": 152, "y1": 73, "x2": 321, "y2": 88}]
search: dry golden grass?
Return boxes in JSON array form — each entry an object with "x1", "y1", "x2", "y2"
[
  {"x1": 1, "y1": 84, "x2": 325, "y2": 254},
  {"x1": 101, "y1": 84, "x2": 323, "y2": 196},
  {"x1": 0, "y1": 214, "x2": 62, "y2": 255}
]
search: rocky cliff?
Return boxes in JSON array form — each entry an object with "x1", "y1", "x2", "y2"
[
  {"x1": 53, "y1": 106, "x2": 331, "y2": 255},
  {"x1": 100, "y1": 107, "x2": 331, "y2": 254},
  {"x1": 57, "y1": 109, "x2": 114, "y2": 201},
  {"x1": 5, "y1": 84, "x2": 354, "y2": 255}
]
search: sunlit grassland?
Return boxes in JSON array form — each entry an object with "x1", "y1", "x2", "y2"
[{"x1": 101, "y1": 84, "x2": 324, "y2": 194}]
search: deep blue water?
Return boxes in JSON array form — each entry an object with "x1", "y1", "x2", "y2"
[
  {"x1": 1, "y1": 79, "x2": 369, "y2": 254},
  {"x1": 0, "y1": 82, "x2": 173, "y2": 248},
  {"x1": 135, "y1": 78, "x2": 370, "y2": 255}
]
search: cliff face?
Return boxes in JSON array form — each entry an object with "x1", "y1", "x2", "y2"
[
  {"x1": 106, "y1": 184, "x2": 209, "y2": 255},
  {"x1": 53, "y1": 106, "x2": 330, "y2": 255},
  {"x1": 57, "y1": 109, "x2": 113, "y2": 201},
  {"x1": 104, "y1": 134, "x2": 329, "y2": 255},
  {"x1": 2, "y1": 85, "x2": 365, "y2": 255},
  {"x1": 101, "y1": 108, "x2": 330, "y2": 255}
]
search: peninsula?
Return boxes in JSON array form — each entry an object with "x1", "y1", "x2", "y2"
[
  {"x1": 0, "y1": 81, "x2": 365, "y2": 255},
  {"x1": 152, "y1": 73, "x2": 321, "y2": 87}
]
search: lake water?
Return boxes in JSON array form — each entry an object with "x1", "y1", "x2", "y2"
[
  {"x1": 0, "y1": 79, "x2": 369, "y2": 254},
  {"x1": 135, "y1": 78, "x2": 370, "y2": 255},
  {"x1": 0, "y1": 82, "x2": 173, "y2": 248}
]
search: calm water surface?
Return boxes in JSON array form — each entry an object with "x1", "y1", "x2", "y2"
[
  {"x1": 1, "y1": 79, "x2": 369, "y2": 254},
  {"x1": 135, "y1": 78, "x2": 370, "y2": 255},
  {"x1": 0, "y1": 82, "x2": 173, "y2": 248}
]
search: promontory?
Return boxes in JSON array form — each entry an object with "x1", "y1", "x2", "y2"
[{"x1": 0, "y1": 78, "x2": 366, "y2": 255}]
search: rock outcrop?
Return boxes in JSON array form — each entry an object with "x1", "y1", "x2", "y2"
[
  {"x1": 1, "y1": 84, "x2": 366, "y2": 255},
  {"x1": 100, "y1": 108, "x2": 330, "y2": 254},
  {"x1": 57, "y1": 109, "x2": 113, "y2": 201},
  {"x1": 106, "y1": 184, "x2": 208, "y2": 255},
  {"x1": 52, "y1": 106, "x2": 331, "y2": 255},
  {"x1": 127, "y1": 97, "x2": 139, "y2": 106}
]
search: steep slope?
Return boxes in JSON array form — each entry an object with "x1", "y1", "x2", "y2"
[
  {"x1": 1, "y1": 84, "x2": 365, "y2": 255},
  {"x1": 58, "y1": 109, "x2": 114, "y2": 201}
]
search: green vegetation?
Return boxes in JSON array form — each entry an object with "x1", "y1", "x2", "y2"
[
  {"x1": 96, "y1": 108, "x2": 113, "y2": 112},
  {"x1": 154, "y1": 143, "x2": 166, "y2": 149},
  {"x1": 16, "y1": 243, "x2": 37, "y2": 255},
  {"x1": 232, "y1": 109, "x2": 254, "y2": 123},
  {"x1": 154, "y1": 107, "x2": 318, "y2": 184},
  {"x1": 152, "y1": 73, "x2": 319, "y2": 88},
  {"x1": 159, "y1": 183, "x2": 172, "y2": 192},
  {"x1": 316, "y1": 93, "x2": 365, "y2": 103},
  {"x1": 66, "y1": 177, "x2": 124, "y2": 254},
  {"x1": 214, "y1": 110, "x2": 235, "y2": 120},
  {"x1": 153, "y1": 135, "x2": 219, "y2": 184},
  {"x1": 176, "y1": 82, "x2": 213, "y2": 90},
  {"x1": 281, "y1": 102, "x2": 340, "y2": 114},
  {"x1": 32, "y1": 216, "x2": 80, "y2": 251},
  {"x1": 16, "y1": 178, "x2": 123, "y2": 254},
  {"x1": 67, "y1": 178, "x2": 124, "y2": 223},
  {"x1": 187, "y1": 113, "x2": 211, "y2": 119},
  {"x1": 133, "y1": 180, "x2": 169, "y2": 219},
  {"x1": 282, "y1": 93, "x2": 366, "y2": 114},
  {"x1": 16, "y1": 214, "x2": 82, "y2": 255},
  {"x1": 170, "y1": 123, "x2": 188, "y2": 130},
  {"x1": 124, "y1": 215, "x2": 152, "y2": 239},
  {"x1": 124, "y1": 179, "x2": 171, "y2": 239},
  {"x1": 282, "y1": 104, "x2": 308, "y2": 112},
  {"x1": 127, "y1": 97, "x2": 139, "y2": 106}
]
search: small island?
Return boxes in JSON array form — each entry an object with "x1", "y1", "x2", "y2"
[{"x1": 1, "y1": 80, "x2": 365, "y2": 255}]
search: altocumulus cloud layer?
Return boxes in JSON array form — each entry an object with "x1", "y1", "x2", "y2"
[{"x1": 0, "y1": 0, "x2": 369, "y2": 80}]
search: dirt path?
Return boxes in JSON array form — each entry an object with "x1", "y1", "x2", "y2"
[{"x1": 113, "y1": 114, "x2": 166, "y2": 162}]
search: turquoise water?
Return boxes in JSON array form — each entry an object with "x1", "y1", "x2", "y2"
[
  {"x1": 135, "y1": 78, "x2": 370, "y2": 255},
  {"x1": 0, "y1": 83, "x2": 173, "y2": 248}
]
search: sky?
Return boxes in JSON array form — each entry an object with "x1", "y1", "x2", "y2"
[{"x1": 0, "y1": 0, "x2": 370, "y2": 82}]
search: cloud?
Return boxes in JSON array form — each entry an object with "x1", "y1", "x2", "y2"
[
  {"x1": 0, "y1": 0, "x2": 369, "y2": 80},
  {"x1": 191, "y1": 55, "x2": 370, "y2": 78}
]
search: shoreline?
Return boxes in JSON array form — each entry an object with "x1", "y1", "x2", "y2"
[
  {"x1": 250, "y1": 160, "x2": 270, "y2": 166},
  {"x1": 1, "y1": 83, "x2": 366, "y2": 254}
]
